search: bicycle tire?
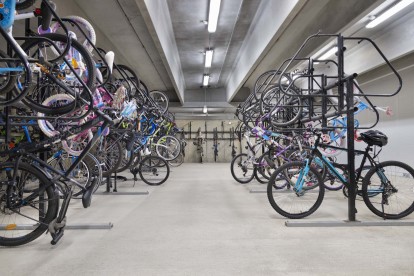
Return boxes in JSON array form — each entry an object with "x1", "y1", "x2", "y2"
[
  {"x1": 94, "y1": 135, "x2": 123, "y2": 177},
  {"x1": 149, "y1": 90, "x2": 169, "y2": 115},
  {"x1": 267, "y1": 161, "x2": 325, "y2": 219},
  {"x1": 155, "y1": 135, "x2": 181, "y2": 161},
  {"x1": 0, "y1": 50, "x2": 17, "y2": 97},
  {"x1": 47, "y1": 153, "x2": 92, "y2": 198},
  {"x1": 256, "y1": 151, "x2": 280, "y2": 180},
  {"x1": 19, "y1": 33, "x2": 96, "y2": 115},
  {"x1": 51, "y1": 15, "x2": 96, "y2": 53},
  {"x1": 261, "y1": 84, "x2": 303, "y2": 127},
  {"x1": 362, "y1": 161, "x2": 414, "y2": 219},
  {"x1": 116, "y1": 149, "x2": 135, "y2": 173},
  {"x1": 114, "y1": 64, "x2": 139, "y2": 98},
  {"x1": 83, "y1": 152, "x2": 103, "y2": 190},
  {"x1": 138, "y1": 155, "x2": 170, "y2": 185},
  {"x1": 253, "y1": 70, "x2": 280, "y2": 101},
  {"x1": 15, "y1": 0, "x2": 36, "y2": 10},
  {"x1": 254, "y1": 167, "x2": 268, "y2": 184},
  {"x1": 0, "y1": 162, "x2": 59, "y2": 246},
  {"x1": 37, "y1": 93, "x2": 93, "y2": 156},
  {"x1": 230, "y1": 153, "x2": 254, "y2": 184},
  {"x1": 168, "y1": 152, "x2": 184, "y2": 167}
]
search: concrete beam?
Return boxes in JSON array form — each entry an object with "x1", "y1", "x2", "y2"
[
  {"x1": 225, "y1": 0, "x2": 302, "y2": 102},
  {"x1": 136, "y1": 0, "x2": 185, "y2": 104}
]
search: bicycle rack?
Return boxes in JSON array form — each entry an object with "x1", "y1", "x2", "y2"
[
  {"x1": 95, "y1": 171, "x2": 149, "y2": 196},
  {"x1": 0, "y1": 10, "x2": 116, "y2": 235},
  {"x1": 240, "y1": 32, "x2": 414, "y2": 226}
]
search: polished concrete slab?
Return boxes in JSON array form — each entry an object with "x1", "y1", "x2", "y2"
[{"x1": 1, "y1": 163, "x2": 414, "y2": 275}]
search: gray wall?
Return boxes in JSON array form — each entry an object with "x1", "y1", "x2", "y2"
[{"x1": 176, "y1": 119, "x2": 241, "y2": 163}]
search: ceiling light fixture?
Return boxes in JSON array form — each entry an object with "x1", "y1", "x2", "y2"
[
  {"x1": 366, "y1": 0, "x2": 414, "y2": 28},
  {"x1": 317, "y1": 47, "x2": 338, "y2": 60},
  {"x1": 205, "y1": 49, "x2": 214, "y2": 68},
  {"x1": 203, "y1": 75, "x2": 210, "y2": 86},
  {"x1": 203, "y1": 86, "x2": 208, "y2": 114},
  {"x1": 208, "y1": 0, "x2": 221, "y2": 33}
]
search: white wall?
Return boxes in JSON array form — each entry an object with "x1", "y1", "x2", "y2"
[{"x1": 353, "y1": 52, "x2": 414, "y2": 166}]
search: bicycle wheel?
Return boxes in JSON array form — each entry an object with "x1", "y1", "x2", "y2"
[
  {"x1": 149, "y1": 90, "x2": 169, "y2": 115},
  {"x1": 138, "y1": 155, "x2": 170, "y2": 185},
  {"x1": 168, "y1": 152, "x2": 184, "y2": 167},
  {"x1": 51, "y1": 15, "x2": 96, "y2": 53},
  {"x1": 112, "y1": 64, "x2": 139, "y2": 97},
  {"x1": 230, "y1": 153, "x2": 254, "y2": 184},
  {"x1": 256, "y1": 151, "x2": 280, "y2": 180},
  {"x1": 116, "y1": 148, "x2": 135, "y2": 173},
  {"x1": 94, "y1": 135, "x2": 123, "y2": 177},
  {"x1": 267, "y1": 161, "x2": 325, "y2": 219},
  {"x1": 0, "y1": 162, "x2": 59, "y2": 246},
  {"x1": 19, "y1": 33, "x2": 96, "y2": 114},
  {"x1": 155, "y1": 135, "x2": 181, "y2": 161},
  {"x1": 0, "y1": 50, "x2": 17, "y2": 97},
  {"x1": 47, "y1": 153, "x2": 92, "y2": 198},
  {"x1": 36, "y1": 93, "x2": 93, "y2": 156},
  {"x1": 261, "y1": 84, "x2": 303, "y2": 127},
  {"x1": 83, "y1": 152, "x2": 103, "y2": 190},
  {"x1": 254, "y1": 167, "x2": 268, "y2": 184},
  {"x1": 362, "y1": 161, "x2": 414, "y2": 219},
  {"x1": 16, "y1": 0, "x2": 37, "y2": 10}
]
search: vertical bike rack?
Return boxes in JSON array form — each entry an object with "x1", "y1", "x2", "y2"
[
  {"x1": 0, "y1": 12, "x2": 116, "y2": 232},
  {"x1": 251, "y1": 32, "x2": 412, "y2": 227}
]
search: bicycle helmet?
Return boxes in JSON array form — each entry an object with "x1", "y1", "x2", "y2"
[{"x1": 359, "y1": 130, "x2": 388, "y2": 147}]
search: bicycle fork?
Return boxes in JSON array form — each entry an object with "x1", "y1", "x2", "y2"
[{"x1": 294, "y1": 160, "x2": 311, "y2": 196}]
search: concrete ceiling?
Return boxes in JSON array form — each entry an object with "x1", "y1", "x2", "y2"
[{"x1": 50, "y1": 0, "x2": 414, "y2": 119}]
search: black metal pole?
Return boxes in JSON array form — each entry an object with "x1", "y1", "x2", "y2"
[
  {"x1": 337, "y1": 34, "x2": 345, "y2": 111},
  {"x1": 346, "y1": 78, "x2": 356, "y2": 221},
  {"x1": 321, "y1": 75, "x2": 327, "y2": 129}
]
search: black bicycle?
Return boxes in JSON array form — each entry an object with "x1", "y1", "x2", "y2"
[{"x1": 267, "y1": 130, "x2": 414, "y2": 219}]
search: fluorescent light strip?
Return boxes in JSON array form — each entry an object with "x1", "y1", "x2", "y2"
[
  {"x1": 203, "y1": 75, "x2": 210, "y2": 86},
  {"x1": 205, "y1": 50, "x2": 214, "y2": 68},
  {"x1": 208, "y1": 0, "x2": 221, "y2": 33},
  {"x1": 318, "y1": 47, "x2": 338, "y2": 60},
  {"x1": 366, "y1": 0, "x2": 414, "y2": 28}
]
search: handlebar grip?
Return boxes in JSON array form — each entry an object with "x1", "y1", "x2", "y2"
[{"x1": 40, "y1": 1, "x2": 56, "y2": 31}]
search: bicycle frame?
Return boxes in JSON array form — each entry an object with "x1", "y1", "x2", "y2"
[{"x1": 296, "y1": 134, "x2": 387, "y2": 194}]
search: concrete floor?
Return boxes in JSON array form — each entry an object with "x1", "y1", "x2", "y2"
[{"x1": 1, "y1": 163, "x2": 414, "y2": 275}]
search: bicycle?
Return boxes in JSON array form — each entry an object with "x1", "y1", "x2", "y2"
[
  {"x1": 0, "y1": 105, "x2": 116, "y2": 246},
  {"x1": 267, "y1": 130, "x2": 414, "y2": 219},
  {"x1": 212, "y1": 127, "x2": 219, "y2": 162}
]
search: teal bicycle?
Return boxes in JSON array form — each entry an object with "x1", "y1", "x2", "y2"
[{"x1": 267, "y1": 130, "x2": 414, "y2": 219}]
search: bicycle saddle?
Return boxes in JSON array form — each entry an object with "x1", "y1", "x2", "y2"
[{"x1": 358, "y1": 130, "x2": 388, "y2": 147}]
